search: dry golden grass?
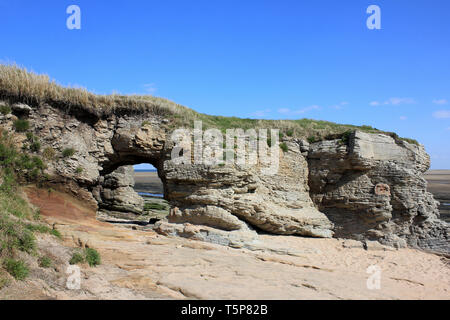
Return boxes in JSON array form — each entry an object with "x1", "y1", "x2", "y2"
[
  {"x1": 0, "y1": 64, "x2": 418, "y2": 143},
  {"x1": 0, "y1": 64, "x2": 189, "y2": 117}
]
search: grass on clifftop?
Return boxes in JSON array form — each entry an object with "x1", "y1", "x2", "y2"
[{"x1": 0, "y1": 64, "x2": 418, "y2": 144}]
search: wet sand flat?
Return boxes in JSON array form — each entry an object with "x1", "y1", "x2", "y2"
[
  {"x1": 425, "y1": 170, "x2": 450, "y2": 223},
  {"x1": 425, "y1": 170, "x2": 450, "y2": 199},
  {"x1": 134, "y1": 171, "x2": 164, "y2": 194}
]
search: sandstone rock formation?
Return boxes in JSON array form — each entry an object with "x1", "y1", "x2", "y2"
[
  {"x1": 308, "y1": 131, "x2": 448, "y2": 251},
  {"x1": 95, "y1": 165, "x2": 144, "y2": 214},
  {"x1": 1, "y1": 101, "x2": 448, "y2": 253}
]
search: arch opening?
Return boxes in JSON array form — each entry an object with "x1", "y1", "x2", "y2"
[{"x1": 96, "y1": 162, "x2": 170, "y2": 226}]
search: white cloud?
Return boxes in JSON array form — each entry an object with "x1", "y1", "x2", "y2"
[
  {"x1": 331, "y1": 101, "x2": 348, "y2": 110},
  {"x1": 433, "y1": 110, "x2": 450, "y2": 119},
  {"x1": 143, "y1": 83, "x2": 157, "y2": 94},
  {"x1": 293, "y1": 105, "x2": 320, "y2": 114},
  {"x1": 250, "y1": 109, "x2": 271, "y2": 118},
  {"x1": 399, "y1": 116, "x2": 407, "y2": 120},
  {"x1": 386, "y1": 97, "x2": 415, "y2": 105},
  {"x1": 277, "y1": 108, "x2": 291, "y2": 114},
  {"x1": 277, "y1": 105, "x2": 320, "y2": 116},
  {"x1": 433, "y1": 99, "x2": 448, "y2": 105},
  {"x1": 371, "y1": 98, "x2": 415, "y2": 106}
]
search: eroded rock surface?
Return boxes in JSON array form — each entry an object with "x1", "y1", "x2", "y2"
[
  {"x1": 308, "y1": 131, "x2": 448, "y2": 252},
  {"x1": 1, "y1": 101, "x2": 448, "y2": 253},
  {"x1": 96, "y1": 166, "x2": 144, "y2": 214}
]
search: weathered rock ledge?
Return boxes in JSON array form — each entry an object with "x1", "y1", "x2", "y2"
[{"x1": 1, "y1": 101, "x2": 448, "y2": 253}]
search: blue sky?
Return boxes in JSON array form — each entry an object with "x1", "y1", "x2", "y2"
[{"x1": 1, "y1": 0, "x2": 449, "y2": 169}]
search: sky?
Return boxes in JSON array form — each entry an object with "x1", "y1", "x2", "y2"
[{"x1": 1, "y1": 0, "x2": 449, "y2": 169}]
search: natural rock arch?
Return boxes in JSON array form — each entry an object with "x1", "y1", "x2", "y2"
[{"x1": 2, "y1": 101, "x2": 448, "y2": 253}]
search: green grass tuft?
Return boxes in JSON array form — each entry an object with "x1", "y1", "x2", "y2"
[
  {"x1": 69, "y1": 252, "x2": 84, "y2": 265},
  {"x1": 0, "y1": 105, "x2": 11, "y2": 115},
  {"x1": 4, "y1": 258, "x2": 29, "y2": 280},
  {"x1": 13, "y1": 119, "x2": 30, "y2": 132},
  {"x1": 38, "y1": 256, "x2": 52, "y2": 268},
  {"x1": 69, "y1": 248, "x2": 101, "y2": 267},
  {"x1": 50, "y1": 229, "x2": 61, "y2": 239},
  {"x1": 61, "y1": 148, "x2": 76, "y2": 158},
  {"x1": 85, "y1": 248, "x2": 101, "y2": 267}
]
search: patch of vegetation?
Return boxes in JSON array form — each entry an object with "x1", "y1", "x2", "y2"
[
  {"x1": 0, "y1": 130, "x2": 47, "y2": 186},
  {"x1": 0, "y1": 64, "x2": 419, "y2": 145},
  {"x1": 69, "y1": 248, "x2": 101, "y2": 267},
  {"x1": 13, "y1": 119, "x2": 30, "y2": 132},
  {"x1": 30, "y1": 141, "x2": 41, "y2": 153},
  {"x1": 33, "y1": 209, "x2": 41, "y2": 221},
  {"x1": 141, "y1": 120, "x2": 150, "y2": 127},
  {"x1": 0, "y1": 105, "x2": 11, "y2": 115},
  {"x1": 85, "y1": 248, "x2": 101, "y2": 267},
  {"x1": 17, "y1": 229, "x2": 35, "y2": 254},
  {"x1": 279, "y1": 142, "x2": 288, "y2": 152},
  {"x1": 50, "y1": 229, "x2": 61, "y2": 239},
  {"x1": 0, "y1": 64, "x2": 181, "y2": 118},
  {"x1": 38, "y1": 256, "x2": 52, "y2": 268},
  {"x1": 144, "y1": 202, "x2": 167, "y2": 211},
  {"x1": 0, "y1": 191, "x2": 33, "y2": 219},
  {"x1": 0, "y1": 127, "x2": 62, "y2": 284},
  {"x1": 401, "y1": 138, "x2": 419, "y2": 146},
  {"x1": 4, "y1": 258, "x2": 29, "y2": 280},
  {"x1": 0, "y1": 213, "x2": 35, "y2": 255},
  {"x1": 0, "y1": 128, "x2": 56, "y2": 276},
  {"x1": 26, "y1": 133, "x2": 41, "y2": 153},
  {"x1": 42, "y1": 147, "x2": 56, "y2": 160},
  {"x1": 61, "y1": 148, "x2": 76, "y2": 158},
  {"x1": 75, "y1": 167, "x2": 83, "y2": 174},
  {"x1": 340, "y1": 130, "x2": 353, "y2": 145},
  {"x1": 307, "y1": 136, "x2": 317, "y2": 144},
  {"x1": 69, "y1": 251, "x2": 85, "y2": 265},
  {"x1": 25, "y1": 223, "x2": 61, "y2": 239}
]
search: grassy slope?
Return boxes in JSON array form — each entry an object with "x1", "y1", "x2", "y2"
[
  {"x1": 0, "y1": 128, "x2": 61, "y2": 287},
  {"x1": 0, "y1": 64, "x2": 418, "y2": 144}
]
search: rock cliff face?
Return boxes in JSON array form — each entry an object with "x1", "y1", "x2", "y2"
[
  {"x1": 1, "y1": 102, "x2": 448, "y2": 253},
  {"x1": 308, "y1": 131, "x2": 448, "y2": 251}
]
